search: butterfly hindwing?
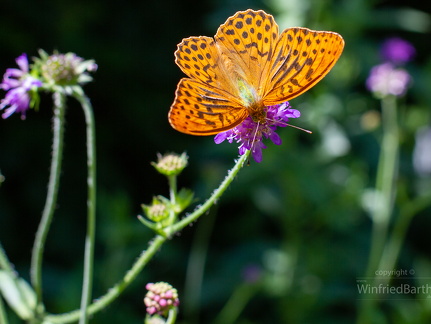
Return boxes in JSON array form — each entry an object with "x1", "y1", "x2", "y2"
[{"x1": 169, "y1": 78, "x2": 247, "y2": 135}]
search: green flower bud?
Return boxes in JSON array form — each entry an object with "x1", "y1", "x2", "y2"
[{"x1": 151, "y1": 152, "x2": 188, "y2": 176}]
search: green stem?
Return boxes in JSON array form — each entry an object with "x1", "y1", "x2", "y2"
[
  {"x1": 44, "y1": 235, "x2": 167, "y2": 323},
  {"x1": 168, "y1": 174, "x2": 177, "y2": 225},
  {"x1": 165, "y1": 308, "x2": 178, "y2": 324},
  {"x1": 30, "y1": 91, "x2": 66, "y2": 314},
  {"x1": 358, "y1": 95, "x2": 399, "y2": 324},
  {"x1": 212, "y1": 283, "x2": 260, "y2": 324},
  {"x1": 168, "y1": 150, "x2": 250, "y2": 235},
  {"x1": 365, "y1": 95, "x2": 399, "y2": 278},
  {"x1": 45, "y1": 151, "x2": 249, "y2": 323},
  {"x1": 379, "y1": 191, "x2": 431, "y2": 279},
  {"x1": 73, "y1": 93, "x2": 97, "y2": 324}
]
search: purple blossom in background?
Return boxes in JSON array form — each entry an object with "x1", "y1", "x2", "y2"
[
  {"x1": 242, "y1": 264, "x2": 262, "y2": 283},
  {"x1": 380, "y1": 37, "x2": 416, "y2": 65},
  {"x1": 214, "y1": 102, "x2": 300, "y2": 163},
  {"x1": 366, "y1": 62, "x2": 410, "y2": 98},
  {"x1": 0, "y1": 53, "x2": 42, "y2": 119}
]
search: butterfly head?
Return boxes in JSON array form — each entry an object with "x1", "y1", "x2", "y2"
[{"x1": 248, "y1": 100, "x2": 267, "y2": 124}]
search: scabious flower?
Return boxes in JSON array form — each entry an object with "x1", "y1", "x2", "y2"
[
  {"x1": 144, "y1": 282, "x2": 180, "y2": 317},
  {"x1": 366, "y1": 37, "x2": 415, "y2": 99},
  {"x1": 214, "y1": 102, "x2": 300, "y2": 163},
  {"x1": 380, "y1": 37, "x2": 416, "y2": 65},
  {"x1": 366, "y1": 62, "x2": 411, "y2": 98},
  {"x1": 39, "y1": 51, "x2": 97, "y2": 87},
  {"x1": 0, "y1": 53, "x2": 42, "y2": 119}
]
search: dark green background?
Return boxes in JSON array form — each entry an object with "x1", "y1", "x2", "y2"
[{"x1": 1, "y1": 0, "x2": 431, "y2": 323}]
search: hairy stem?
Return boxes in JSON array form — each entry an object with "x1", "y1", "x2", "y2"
[
  {"x1": 45, "y1": 151, "x2": 249, "y2": 323},
  {"x1": 74, "y1": 93, "x2": 97, "y2": 324},
  {"x1": 30, "y1": 92, "x2": 66, "y2": 314}
]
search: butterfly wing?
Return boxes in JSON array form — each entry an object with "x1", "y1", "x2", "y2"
[
  {"x1": 214, "y1": 9, "x2": 279, "y2": 98},
  {"x1": 170, "y1": 36, "x2": 248, "y2": 135},
  {"x1": 262, "y1": 27, "x2": 344, "y2": 105},
  {"x1": 169, "y1": 78, "x2": 247, "y2": 135}
]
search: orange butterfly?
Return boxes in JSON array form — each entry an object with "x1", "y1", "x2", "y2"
[{"x1": 169, "y1": 9, "x2": 344, "y2": 136}]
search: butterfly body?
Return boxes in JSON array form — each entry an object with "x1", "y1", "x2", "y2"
[{"x1": 169, "y1": 9, "x2": 344, "y2": 135}]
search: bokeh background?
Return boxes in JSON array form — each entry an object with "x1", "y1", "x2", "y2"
[{"x1": 1, "y1": 0, "x2": 431, "y2": 323}]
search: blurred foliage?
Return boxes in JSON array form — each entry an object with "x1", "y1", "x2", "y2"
[{"x1": 1, "y1": 0, "x2": 431, "y2": 323}]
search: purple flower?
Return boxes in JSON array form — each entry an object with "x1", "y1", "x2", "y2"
[
  {"x1": 366, "y1": 62, "x2": 410, "y2": 98},
  {"x1": 0, "y1": 53, "x2": 42, "y2": 119},
  {"x1": 380, "y1": 37, "x2": 415, "y2": 65},
  {"x1": 214, "y1": 102, "x2": 300, "y2": 163}
]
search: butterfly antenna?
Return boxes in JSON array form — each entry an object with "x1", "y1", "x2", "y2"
[{"x1": 267, "y1": 118, "x2": 313, "y2": 134}]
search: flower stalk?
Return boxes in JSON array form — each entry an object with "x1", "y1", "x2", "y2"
[
  {"x1": 358, "y1": 95, "x2": 399, "y2": 324},
  {"x1": 30, "y1": 91, "x2": 67, "y2": 315},
  {"x1": 73, "y1": 92, "x2": 97, "y2": 324},
  {"x1": 45, "y1": 151, "x2": 249, "y2": 323}
]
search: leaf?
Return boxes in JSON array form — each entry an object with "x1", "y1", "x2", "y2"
[{"x1": 0, "y1": 270, "x2": 36, "y2": 320}]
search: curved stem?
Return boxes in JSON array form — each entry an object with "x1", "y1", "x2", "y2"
[
  {"x1": 166, "y1": 307, "x2": 178, "y2": 324},
  {"x1": 45, "y1": 151, "x2": 249, "y2": 323},
  {"x1": 73, "y1": 93, "x2": 97, "y2": 324},
  {"x1": 30, "y1": 91, "x2": 66, "y2": 313},
  {"x1": 44, "y1": 235, "x2": 167, "y2": 323},
  {"x1": 168, "y1": 150, "x2": 250, "y2": 235}
]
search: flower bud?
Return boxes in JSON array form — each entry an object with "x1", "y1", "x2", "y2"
[
  {"x1": 151, "y1": 153, "x2": 188, "y2": 176},
  {"x1": 141, "y1": 197, "x2": 170, "y2": 223},
  {"x1": 144, "y1": 282, "x2": 179, "y2": 317}
]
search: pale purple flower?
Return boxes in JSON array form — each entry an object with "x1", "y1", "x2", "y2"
[
  {"x1": 214, "y1": 102, "x2": 300, "y2": 163},
  {"x1": 380, "y1": 37, "x2": 415, "y2": 65},
  {"x1": 366, "y1": 62, "x2": 410, "y2": 98},
  {"x1": 0, "y1": 53, "x2": 42, "y2": 119}
]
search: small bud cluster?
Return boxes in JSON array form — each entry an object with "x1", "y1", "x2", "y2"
[
  {"x1": 142, "y1": 197, "x2": 170, "y2": 223},
  {"x1": 152, "y1": 153, "x2": 188, "y2": 176},
  {"x1": 144, "y1": 282, "x2": 179, "y2": 316}
]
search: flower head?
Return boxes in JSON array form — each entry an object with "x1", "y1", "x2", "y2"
[
  {"x1": 380, "y1": 37, "x2": 415, "y2": 65},
  {"x1": 151, "y1": 152, "x2": 188, "y2": 176},
  {"x1": 141, "y1": 197, "x2": 170, "y2": 224},
  {"x1": 366, "y1": 62, "x2": 411, "y2": 98},
  {"x1": 144, "y1": 282, "x2": 180, "y2": 317},
  {"x1": 214, "y1": 102, "x2": 300, "y2": 163},
  {"x1": 0, "y1": 53, "x2": 42, "y2": 119},
  {"x1": 40, "y1": 51, "x2": 97, "y2": 86}
]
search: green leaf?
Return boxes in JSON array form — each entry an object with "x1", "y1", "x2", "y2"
[
  {"x1": 0, "y1": 270, "x2": 36, "y2": 320},
  {"x1": 175, "y1": 188, "x2": 194, "y2": 213}
]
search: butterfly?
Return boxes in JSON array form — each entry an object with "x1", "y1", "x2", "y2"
[{"x1": 168, "y1": 9, "x2": 344, "y2": 135}]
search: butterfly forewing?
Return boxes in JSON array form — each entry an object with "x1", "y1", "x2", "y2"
[
  {"x1": 214, "y1": 9, "x2": 279, "y2": 97},
  {"x1": 175, "y1": 36, "x2": 222, "y2": 88},
  {"x1": 263, "y1": 28, "x2": 344, "y2": 105},
  {"x1": 169, "y1": 78, "x2": 247, "y2": 135}
]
